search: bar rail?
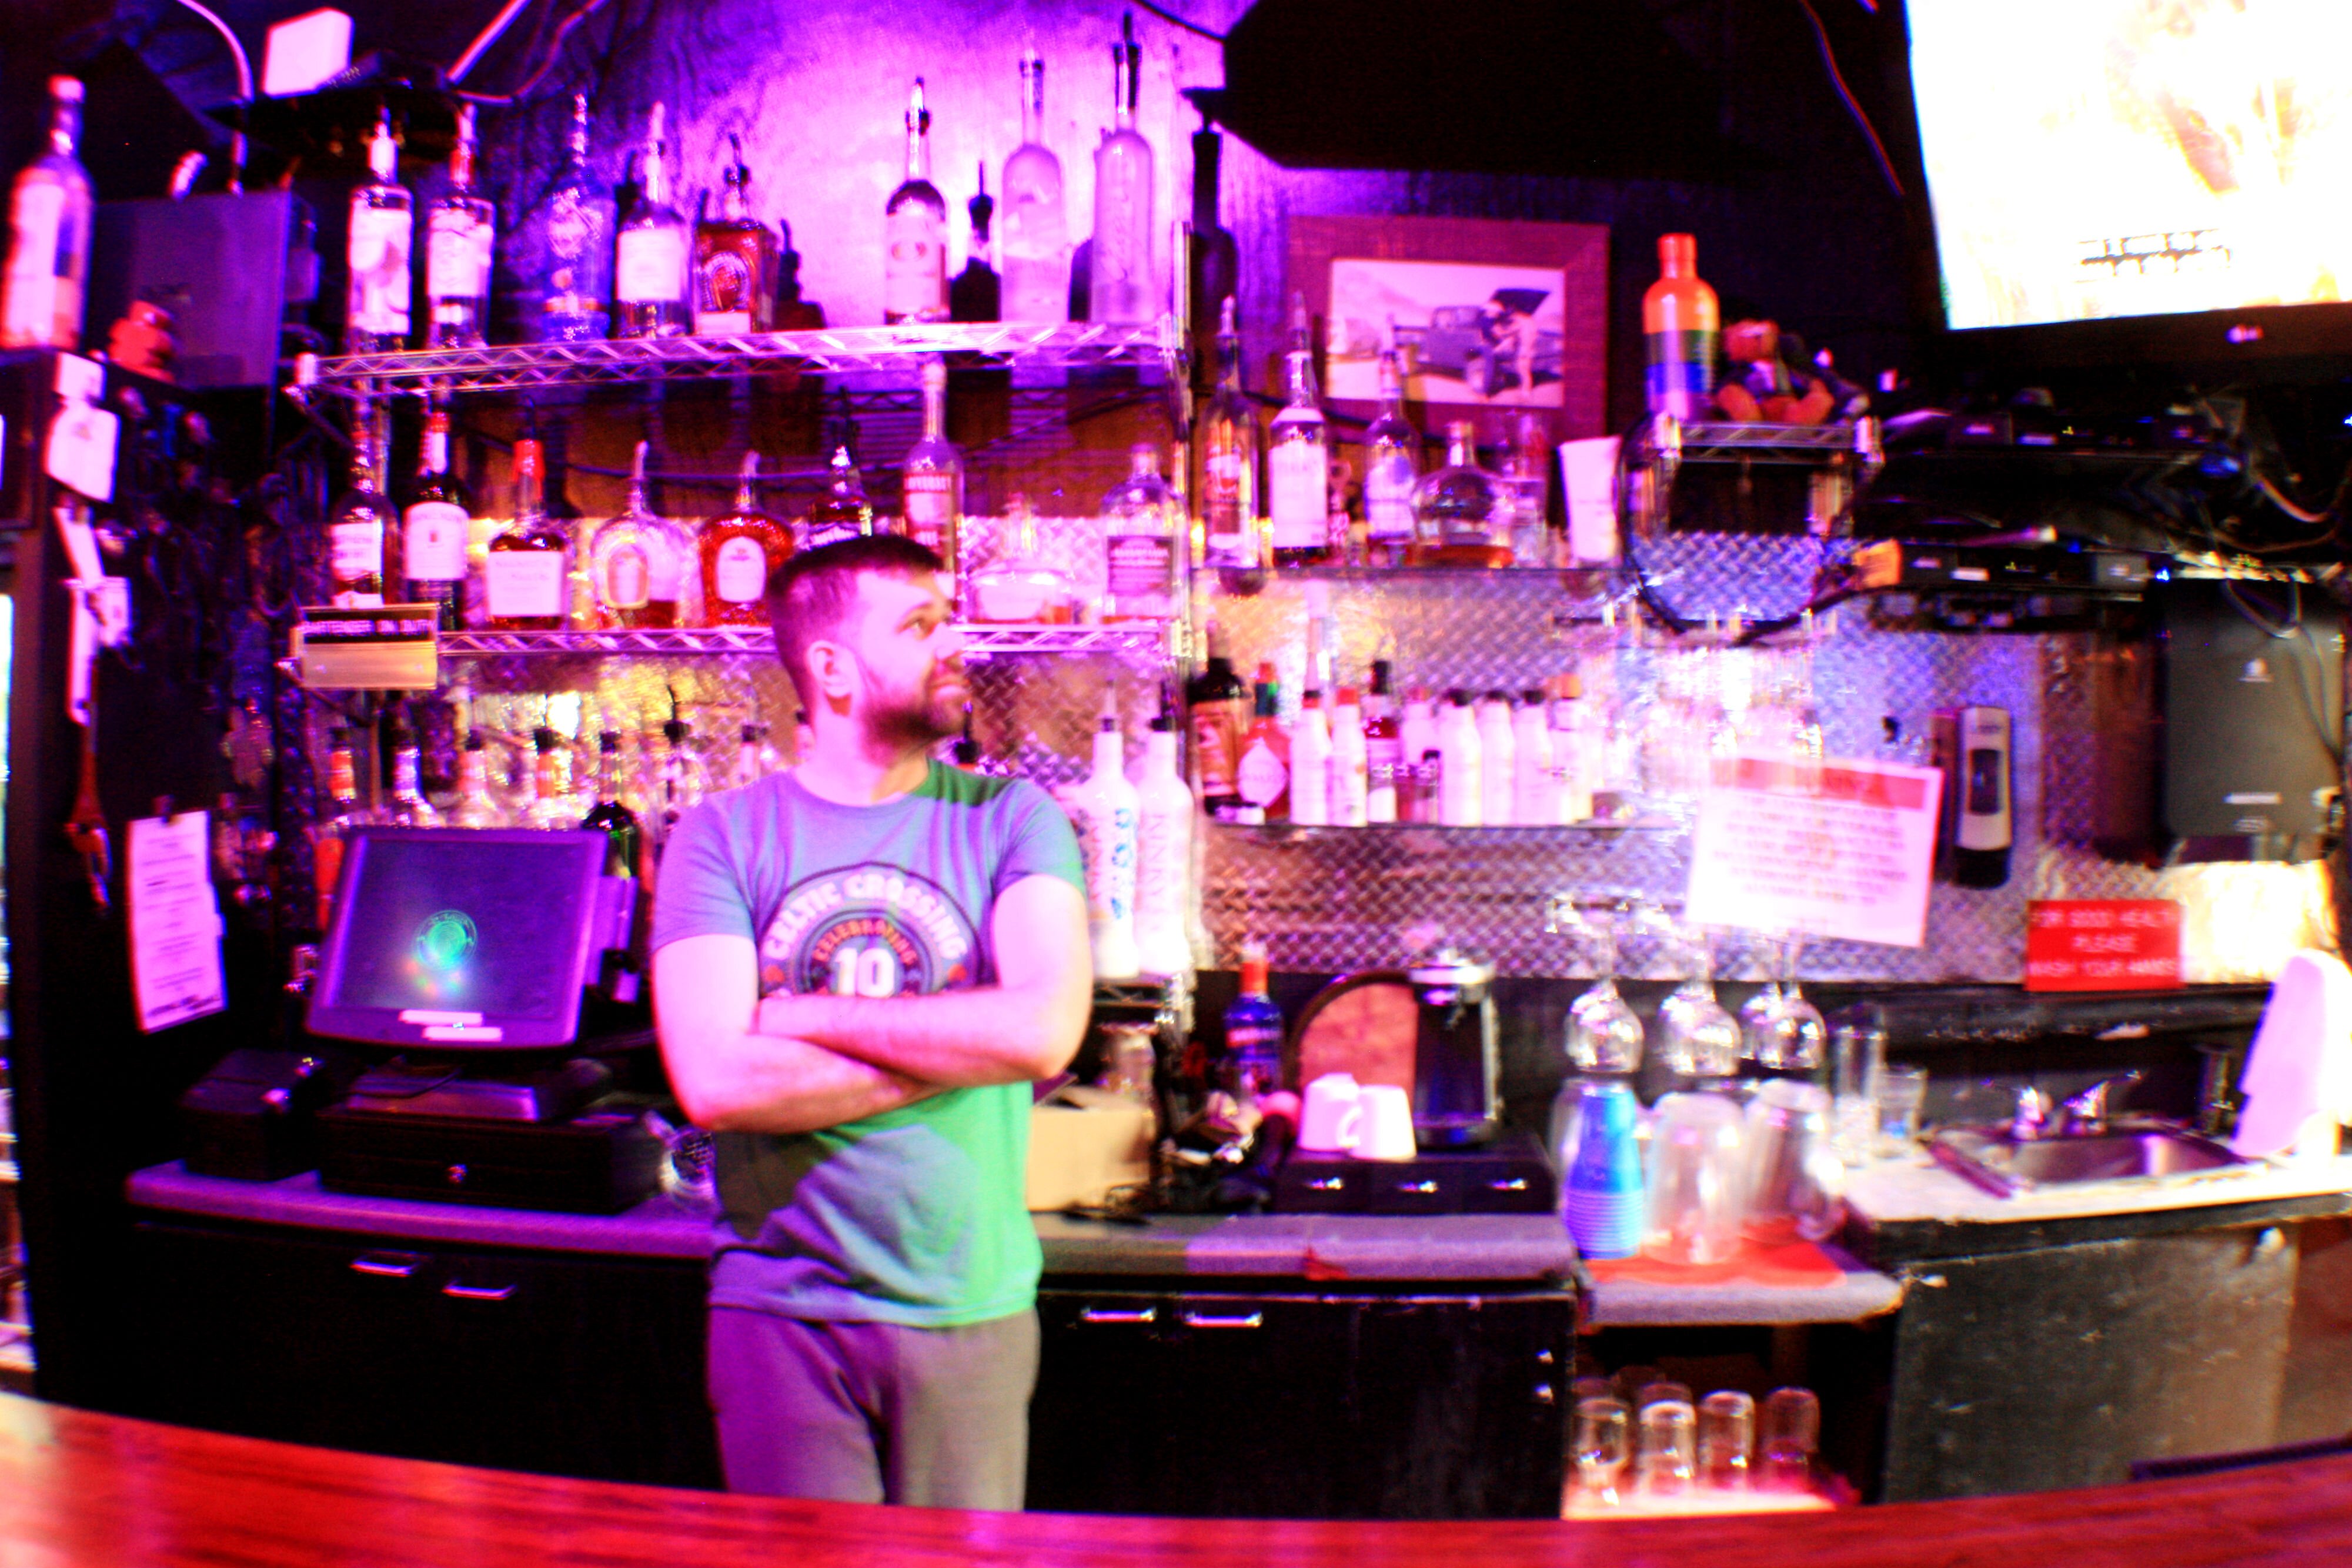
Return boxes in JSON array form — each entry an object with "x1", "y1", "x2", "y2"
[{"x1": 5, "y1": 1390, "x2": 2352, "y2": 1566}]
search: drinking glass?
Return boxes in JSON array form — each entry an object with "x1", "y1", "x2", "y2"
[
  {"x1": 1743, "y1": 1079, "x2": 1845, "y2": 1245},
  {"x1": 1699, "y1": 1390, "x2": 1755, "y2": 1490},
  {"x1": 1760, "y1": 1386, "x2": 1821, "y2": 1492},
  {"x1": 1634, "y1": 1399, "x2": 1698, "y2": 1496},
  {"x1": 1572, "y1": 1396, "x2": 1632, "y2": 1506},
  {"x1": 1877, "y1": 1063, "x2": 1930, "y2": 1151},
  {"x1": 1830, "y1": 1020, "x2": 1887, "y2": 1164},
  {"x1": 1644, "y1": 1091, "x2": 1747, "y2": 1265},
  {"x1": 1635, "y1": 1379, "x2": 1693, "y2": 1414}
]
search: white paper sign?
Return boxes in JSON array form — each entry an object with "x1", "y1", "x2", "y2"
[
  {"x1": 1684, "y1": 754, "x2": 1946, "y2": 949},
  {"x1": 45, "y1": 355, "x2": 116, "y2": 503},
  {"x1": 128, "y1": 811, "x2": 227, "y2": 1033}
]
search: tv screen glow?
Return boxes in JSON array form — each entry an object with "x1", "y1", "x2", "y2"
[{"x1": 1909, "y1": 0, "x2": 2352, "y2": 333}]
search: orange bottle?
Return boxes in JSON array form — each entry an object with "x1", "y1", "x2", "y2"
[{"x1": 1643, "y1": 233, "x2": 1719, "y2": 422}]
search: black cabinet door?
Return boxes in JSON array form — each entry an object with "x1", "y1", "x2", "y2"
[
  {"x1": 128, "y1": 1219, "x2": 720, "y2": 1489},
  {"x1": 1882, "y1": 1225, "x2": 2299, "y2": 1500},
  {"x1": 1028, "y1": 1286, "x2": 1573, "y2": 1520},
  {"x1": 1348, "y1": 1294, "x2": 1572, "y2": 1519}
]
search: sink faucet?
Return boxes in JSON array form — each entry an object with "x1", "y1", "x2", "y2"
[
  {"x1": 2057, "y1": 1071, "x2": 2144, "y2": 1136},
  {"x1": 2010, "y1": 1086, "x2": 2049, "y2": 1141}
]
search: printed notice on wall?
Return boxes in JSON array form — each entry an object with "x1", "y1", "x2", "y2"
[
  {"x1": 128, "y1": 811, "x2": 226, "y2": 1033},
  {"x1": 1685, "y1": 755, "x2": 1945, "y2": 949}
]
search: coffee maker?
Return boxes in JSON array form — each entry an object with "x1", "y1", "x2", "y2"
[{"x1": 1407, "y1": 949, "x2": 1500, "y2": 1148}]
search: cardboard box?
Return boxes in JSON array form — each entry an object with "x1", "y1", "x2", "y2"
[{"x1": 1027, "y1": 1090, "x2": 1153, "y2": 1211}]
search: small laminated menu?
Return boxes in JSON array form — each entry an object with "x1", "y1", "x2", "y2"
[{"x1": 128, "y1": 810, "x2": 226, "y2": 1032}]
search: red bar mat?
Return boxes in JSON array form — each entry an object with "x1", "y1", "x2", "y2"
[{"x1": 1582, "y1": 1239, "x2": 1845, "y2": 1288}]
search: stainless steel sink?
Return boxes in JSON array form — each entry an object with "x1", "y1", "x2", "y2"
[{"x1": 1929, "y1": 1121, "x2": 2255, "y2": 1198}]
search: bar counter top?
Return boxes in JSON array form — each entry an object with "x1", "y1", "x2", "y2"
[{"x1": 8, "y1": 1389, "x2": 2352, "y2": 1567}]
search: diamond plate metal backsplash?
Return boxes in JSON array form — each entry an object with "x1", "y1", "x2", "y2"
[
  {"x1": 363, "y1": 531, "x2": 2177, "y2": 988},
  {"x1": 1199, "y1": 535, "x2": 2164, "y2": 984}
]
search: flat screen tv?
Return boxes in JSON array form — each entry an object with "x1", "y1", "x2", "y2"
[
  {"x1": 307, "y1": 827, "x2": 609, "y2": 1049},
  {"x1": 1902, "y1": 0, "x2": 2352, "y2": 372}
]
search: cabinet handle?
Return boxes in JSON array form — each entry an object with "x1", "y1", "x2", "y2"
[
  {"x1": 348, "y1": 1256, "x2": 417, "y2": 1279},
  {"x1": 1182, "y1": 1310, "x2": 1264, "y2": 1330},
  {"x1": 1077, "y1": 1306, "x2": 1156, "y2": 1325},
  {"x1": 1487, "y1": 1176, "x2": 1531, "y2": 1193},
  {"x1": 442, "y1": 1282, "x2": 517, "y2": 1302}
]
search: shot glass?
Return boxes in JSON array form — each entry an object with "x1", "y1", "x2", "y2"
[
  {"x1": 1571, "y1": 1396, "x2": 1633, "y2": 1507},
  {"x1": 1634, "y1": 1398, "x2": 1698, "y2": 1497},
  {"x1": 1760, "y1": 1386, "x2": 1822, "y2": 1492},
  {"x1": 1699, "y1": 1389, "x2": 1755, "y2": 1490}
]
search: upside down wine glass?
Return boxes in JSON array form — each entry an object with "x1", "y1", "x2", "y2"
[
  {"x1": 1741, "y1": 930, "x2": 1828, "y2": 1072},
  {"x1": 1548, "y1": 895, "x2": 1645, "y2": 1173},
  {"x1": 1655, "y1": 921, "x2": 1740, "y2": 1081}
]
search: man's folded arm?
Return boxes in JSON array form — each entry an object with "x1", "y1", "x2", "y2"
[
  {"x1": 654, "y1": 932, "x2": 939, "y2": 1134},
  {"x1": 757, "y1": 872, "x2": 1093, "y2": 1088}
]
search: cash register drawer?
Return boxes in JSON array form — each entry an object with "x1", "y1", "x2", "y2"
[{"x1": 317, "y1": 1106, "x2": 663, "y2": 1213}]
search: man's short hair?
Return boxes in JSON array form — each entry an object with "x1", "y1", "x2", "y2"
[{"x1": 765, "y1": 534, "x2": 946, "y2": 708}]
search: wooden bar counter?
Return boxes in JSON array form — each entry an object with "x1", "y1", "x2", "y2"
[{"x1": 4, "y1": 1390, "x2": 2348, "y2": 1567}]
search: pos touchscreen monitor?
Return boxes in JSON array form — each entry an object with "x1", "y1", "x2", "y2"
[{"x1": 307, "y1": 827, "x2": 610, "y2": 1049}]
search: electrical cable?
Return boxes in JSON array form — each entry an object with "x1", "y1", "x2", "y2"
[
  {"x1": 170, "y1": 0, "x2": 253, "y2": 106},
  {"x1": 1792, "y1": 0, "x2": 1904, "y2": 199},
  {"x1": 450, "y1": 0, "x2": 539, "y2": 84}
]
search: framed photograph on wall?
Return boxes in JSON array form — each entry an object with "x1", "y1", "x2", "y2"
[{"x1": 1286, "y1": 215, "x2": 1610, "y2": 443}]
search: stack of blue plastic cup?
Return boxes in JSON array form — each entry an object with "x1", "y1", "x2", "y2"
[{"x1": 1563, "y1": 1079, "x2": 1645, "y2": 1259}]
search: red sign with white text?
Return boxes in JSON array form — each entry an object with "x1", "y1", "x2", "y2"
[{"x1": 2024, "y1": 900, "x2": 2183, "y2": 992}]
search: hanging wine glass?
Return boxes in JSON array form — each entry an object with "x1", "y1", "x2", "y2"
[
  {"x1": 1655, "y1": 921, "x2": 1740, "y2": 1081},
  {"x1": 1566, "y1": 901, "x2": 1645, "y2": 1076},
  {"x1": 1746, "y1": 930, "x2": 1828, "y2": 1072}
]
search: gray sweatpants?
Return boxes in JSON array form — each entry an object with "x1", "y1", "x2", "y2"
[{"x1": 706, "y1": 1305, "x2": 1040, "y2": 1509}]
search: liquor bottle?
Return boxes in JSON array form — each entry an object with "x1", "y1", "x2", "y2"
[
  {"x1": 1000, "y1": 52, "x2": 1068, "y2": 323},
  {"x1": 589, "y1": 440, "x2": 694, "y2": 628},
  {"x1": 449, "y1": 733, "x2": 507, "y2": 828},
  {"x1": 425, "y1": 103, "x2": 495, "y2": 349},
  {"x1": 1363, "y1": 660, "x2": 1402, "y2": 824},
  {"x1": 1645, "y1": 232, "x2": 1719, "y2": 423},
  {"x1": 485, "y1": 436, "x2": 569, "y2": 630},
  {"x1": 403, "y1": 407, "x2": 472, "y2": 628},
  {"x1": 582, "y1": 731, "x2": 644, "y2": 878},
  {"x1": 700, "y1": 451, "x2": 794, "y2": 626},
  {"x1": 694, "y1": 134, "x2": 777, "y2": 336},
  {"x1": 949, "y1": 170, "x2": 1000, "y2": 324},
  {"x1": 327, "y1": 417, "x2": 395, "y2": 607},
  {"x1": 345, "y1": 108, "x2": 413, "y2": 353},
  {"x1": 524, "y1": 726, "x2": 582, "y2": 829},
  {"x1": 384, "y1": 727, "x2": 443, "y2": 827},
  {"x1": 804, "y1": 441, "x2": 875, "y2": 549},
  {"x1": 1269, "y1": 292, "x2": 1332, "y2": 565},
  {"x1": 1133, "y1": 708, "x2": 1194, "y2": 977},
  {"x1": 1362, "y1": 347, "x2": 1420, "y2": 566},
  {"x1": 1329, "y1": 686, "x2": 1368, "y2": 828},
  {"x1": 650, "y1": 714, "x2": 708, "y2": 852},
  {"x1": 614, "y1": 103, "x2": 691, "y2": 339},
  {"x1": 728, "y1": 723, "x2": 766, "y2": 791},
  {"x1": 1235, "y1": 663, "x2": 1289, "y2": 823},
  {"x1": 1477, "y1": 691, "x2": 1516, "y2": 826},
  {"x1": 0, "y1": 76, "x2": 92, "y2": 350},
  {"x1": 1185, "y1": 123, "x2": 1237, "y2": 386},
  {"x1": 1198, "y1": 298, "x2": 1262, "y2": 573},
  {"x1": 538, "y1": 93, "x2": 614, "y2": 342},
  {"x1": 966, "y1": 497, "x2": 1074, "y2": 623},
  {"x1": 884, "y1": 79, "x2": 948, "y2": 325},
  {"x1": 1289, "y1": 687, "x2": 1331, "y2": 827},
  {"x1": 1223, "y1": 940, "x2": 1284, "y2": 1103},
  {"x1": 1101, "y1": 441, "x2": 1182, "y2": 621},
  {"x1": 1514, "y1": 686, "x2": 1559, "y2": 826},
  {"x1": 1438, "y1": 689, "x2": 1484, "y2": 827},
  {"x1": 312, "y1": 728, "x2": 362, "y2": 930},
  {"x1": 1088, "y1": 14, "x2": 1155, "y2": 324},
  {"x1": 1185, "y1": 635, "x2": 1248, "y2": 821},
  {"x1": 1065, "y1": 711, "x2": 1141, "y2": 979},
  {"x1": 900, "y1": 356, "x2": 963, "y2": 566},
  {"x1": 1414, "y1": 422, "x2": 1511, "y2": 567}
]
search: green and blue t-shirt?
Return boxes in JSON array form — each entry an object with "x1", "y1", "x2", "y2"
[{"x1": 651, "y1": 763, "x2": 1083, "y2": 1328}]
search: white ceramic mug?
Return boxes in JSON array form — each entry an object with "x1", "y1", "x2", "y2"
[
  {"x1": 1349, "y1": 1083, "x2": 1418, "y2": 1162},
  {"x1": 1298, "y1": 1073, "x2": 1364, "y2": 1154}
]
